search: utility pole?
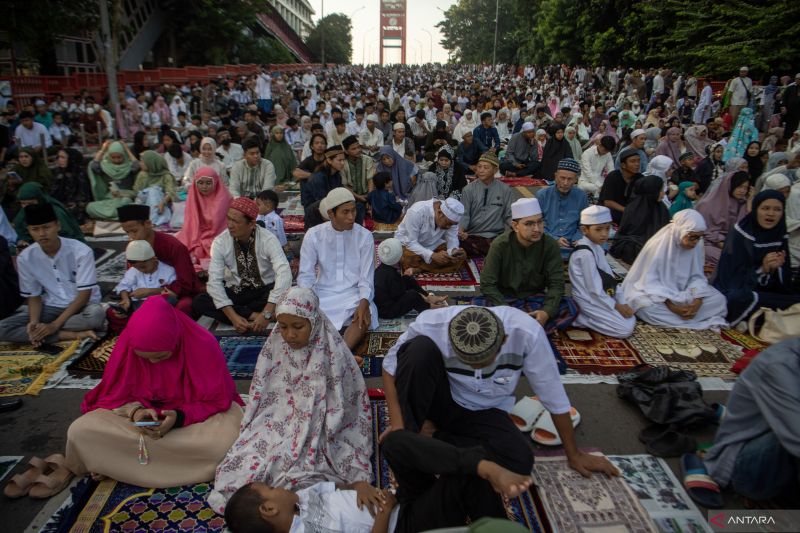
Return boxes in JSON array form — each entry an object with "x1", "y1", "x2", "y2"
[
  {"x1": 422, "y1": 28, "x2": 433, "y2": 64},
  {"x1": 98, "y1": 0, "x2": 119, "y2": 129},
  {"x1": 492, "y1": 0, "x2": 499, "y2": 66},
  {"x1": 320, "y1": 0, "x2": 325, "y2": 65}
]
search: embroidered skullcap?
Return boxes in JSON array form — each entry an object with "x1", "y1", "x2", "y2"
[
  {"x1": 320, "y1": 187, "x2": 355, "y2": 220},
  {"x1": 393, "y1": 122, "x2": 405, "y2": 131},
  {"x1": 125, "y1": 240, "x2": 155, "y2": 261},
  {"x1": 521, "y1": 122, "x2": 535, "y2": 132},
  {"x1": 24, "y1": 203, "x2": 57, "y2": 226},
  {"x1": 440, "y1": 197, "x2": 464, "y2": 223},
  {"x1": 377, "y1": 238, "x2": 403, "y2": 266},
  {"x1": 580, "y1": 205, "x2": 612, "y2": 226},
  {"x1": 229, "y1": 197, "x2": 259, "y2": 220},
  {"x1": 511, "y1": 198, "x2": 541, "y2": 220},
  {"x1": 630, "y1": 128, "x2": 646, "y2": 139},
  {"x1": 557, "y1": 158, "x2": 581, "y2": 175},
  {"x1": 366, "y1": 113, "x2": 379, "y2": 122},
  {"x1": 117, "y1": 204, "x2": 151, "y2": 222},
  {"x1": 478, "y1": 151, "x2": 500, "y2": 167},
  {"x1": 448, "y1": 307, "x2": 505, "y2": 366}
]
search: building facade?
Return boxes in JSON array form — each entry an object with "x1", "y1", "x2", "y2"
[{"x1": 269, "y1": 0, "x2": 315, "y2": 39}]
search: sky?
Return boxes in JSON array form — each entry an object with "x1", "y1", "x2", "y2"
[{"x1": 308, "y1": 0, "x2": 456, "y2": 65}]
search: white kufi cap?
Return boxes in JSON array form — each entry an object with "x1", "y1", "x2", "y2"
[
  {"x1": 377, "y1": 238, "x2": 403, "y2": 266},
  {"x1": 440, "y1": 197, "x2": 464, "y2": 223},
  {"x1": 511, "y1": 198, "x2": 541, "y2": 220},
  {"x1": 580, "y1": 205, "x2": 612, "y2": 226}
]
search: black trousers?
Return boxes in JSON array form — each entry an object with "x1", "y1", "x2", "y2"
[
  {"x1": 394, "y1": 335, "x2": 534, "y2": 475},
  {"x1": 191, "y1": 284, "x2": 273, "y2": 323},
  {"x1": 383, "y1": 430, "x2": 507, "y2": 532}
]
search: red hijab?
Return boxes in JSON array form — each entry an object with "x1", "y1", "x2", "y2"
[
  {"x1": 176, "y1": 166, "x2": 231, "y2": 269},
  {"x1": 81, "y1": 296, "x2": 242, "y2": 425}
]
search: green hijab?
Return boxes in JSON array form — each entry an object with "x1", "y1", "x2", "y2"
[
  {"x1": 13, "y1": 182, "x2": 85, "y2": 242},
  {"x1": 12, "y1": 148, "x2": 52, "y2": 189},
  {"x1": 139, "y1": 150, "x2": 171, "y2": 180},
  {"x1": 263, "y1": 126, "x2": 297, "y2": 184},
  {"x1": 99, "y1": 141, "x2": 133, "y2": 181},
  {"x1": 669, "y1": 181, "x2": 697, "y2": 217}
]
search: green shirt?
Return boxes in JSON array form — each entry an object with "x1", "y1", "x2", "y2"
[{"x1": 480, "y1": 230, "x2": 564, "y2": 318}]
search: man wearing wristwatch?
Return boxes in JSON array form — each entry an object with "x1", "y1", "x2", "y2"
[{"x1": 192, "y1": 197, "x2": 292, "y2": 334}]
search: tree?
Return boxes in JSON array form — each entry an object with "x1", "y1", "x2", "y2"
[
  {"x1": 436, "y1": 0, "x2": 525, "y2": 64},
  {"x1": 305, "y1": 13, "x2": 353, "y2": 64}
]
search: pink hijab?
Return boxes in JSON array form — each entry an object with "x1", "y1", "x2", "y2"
[
  {"x1": 82, "y1": 296, "x2": 242, "y2": 425},
  {"x1": 176, "y1": 166, "x2": 231, "y2": 270},
  {"x1": 656, "y1": 127, "x2": 684, "y2": 167}
]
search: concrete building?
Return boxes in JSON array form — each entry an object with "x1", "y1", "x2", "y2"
[{"x1": 269, "y1": 0, "x2": 315, "y2": 39}]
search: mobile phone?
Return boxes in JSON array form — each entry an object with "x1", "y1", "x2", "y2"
[
  {"x1": 37, "y1": 343, "x2": 63, "y2": 355},
  {"x1": 133, "y1": 420, "x2": 161, "y2": 427}
]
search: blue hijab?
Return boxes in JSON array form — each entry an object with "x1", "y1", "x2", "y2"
[{"x1": 376, "y1": 145, "x2": 417, "y2": 200}]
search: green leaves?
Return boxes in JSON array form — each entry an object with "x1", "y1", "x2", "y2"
[{"x1": 305, "y1": 13, "x2": 353, "y2": 64}]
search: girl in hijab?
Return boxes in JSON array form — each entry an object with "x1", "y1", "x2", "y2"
[
  {"x1": 713, "y1": 190, "x2": 800, "y2": 326},
  {"x1": 48, "y1": 296, "x2": 243, "y2": 496},
  {"x1": 183, "y1": 136, "x2": 227, "y2": 188},
  {"x1": 565, "y1": 125, "x2": 583, "y2": 160},
  {"x1": 13, "y1": 182, "x2": 85, "y2": 245},
  {"x1": 133, "y1": 151, "x2": 178, "y2": 225},
  {"x1": 86, "y1": 140, "x2": 141, "y2": 220},
  {"x1": 695, "y1": 170, "x2": 750, "y2": 267},
  {"x1": 669, "y1": 181, "x2": 699, "y2": 217},
  {"x1": 153, "y1": 95, "x2": 171, "y2": 125},
  {"x1": 50, "y1": 148, "x2": 91, "y2": 222},
  {"x1": 684, "y1": 125, "x2": 713, "y2": 159},
  {"x1": 11, "y1": 148, "x2": 52, "y2": 190},
  {"x1": 377, "y1": 145, "x2": 417, "y2": 200},
  {"x1": 176, "y1": 166, "x2": 231, "y2": 272},
  {"x1": 619, "y1": 209, "x2": 728, "y2": 329},
  {"x1": 431, "y1": 145, "x2": 466, "y2": 200},
  {"x1": 742, "y1": 141, "x2": 764, "y2": 185},
  {"x1": 263, "y1": 125, "x2": 297, "y2": 189},
  {"x1": 567, "y1": 112, "x2": 590, "y2": 143},
  {"x1": 610, "y1": 175, "x2": 670, "y2": 264},
  {"x1": 723, "y1": 107, "x2": 759, "y2": 162},
  {"x1": 453, "y1": 108, "x2": 478, "y2": 142},
  {"x1": 695, "y1": 142, "x2": 726, "y2": 193},
  {"x1": 208, "y1": 288, "x2": 372, "y2": 513},
  {"x1": 655, "y1": 126, "x2": 685, "y2": 169},
  {"x1": 540, "y1": 125, "x2": 572, "y2": 180}
]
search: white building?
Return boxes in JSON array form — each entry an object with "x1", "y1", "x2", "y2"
[{"x1": 269, "y1": 0, "x2": 315, "y2": 39}]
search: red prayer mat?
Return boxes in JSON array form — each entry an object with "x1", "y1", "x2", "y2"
[
  {"x1": 414, "y1": 265, "x2": 477, "y2": 286},
  {"x1": 499, "y1": 176, "x2": 549, "y2": 187},
  {"x1": 551, "y1": 328, "x2": 643, "y2": 375},
  {"x1": 282, "y1": 214, "x2": 305, "y2": 233}
]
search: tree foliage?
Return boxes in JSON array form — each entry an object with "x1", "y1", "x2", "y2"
[
  {"x1": 305, "y1": 13, "x2": 353, "y2": 65},
  {"x1": 437, "y1": 0, "x2": 800, "y2": 77}
]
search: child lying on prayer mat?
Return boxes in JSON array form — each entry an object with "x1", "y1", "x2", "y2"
[
  {"x1": 224, "y1": 430, "x2": 532, "y2": 533},
  {"x1": 374, "y1": 238, "x2": 447, "y2": 319}
]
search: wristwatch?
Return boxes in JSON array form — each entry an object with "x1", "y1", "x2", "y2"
[{"x1": 262, "y1": 310, "x2": 273, "y2": 321}]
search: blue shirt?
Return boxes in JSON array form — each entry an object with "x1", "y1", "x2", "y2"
[
  {"x1": 472, "y1": 124, "x2": 501, "y2": 153},
  {"x1": 535, "y1": 185, "x2": 589, "y2": 243}
]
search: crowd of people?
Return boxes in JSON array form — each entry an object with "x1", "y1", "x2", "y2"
[{"x1": 1, "y1": 62, "x2": 799, "y2": 530}]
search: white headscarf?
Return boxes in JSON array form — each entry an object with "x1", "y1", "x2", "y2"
[
  {"x1": 453, "y1": 109, "x2": 478, "y2": 142},
  {"x1": 619, "y1": 209, "x2": 710, "y2": 310},
  {"x1": 646, "y1": 155, "x2": 674, "y2": 180}
]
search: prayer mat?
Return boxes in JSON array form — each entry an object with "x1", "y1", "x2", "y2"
[
  {"x1": 282, "y1": 214, "x2": 305, "y2": 233},
  {"x1": 92, "y1": 220, "x2": 125, "y2": 236},
  {"x1": 218, "y1": 336, "x2": 267, "y2": 379},
  {"x1": 278, "y1": 194, "x2": 304, "y2": 216},
  {"x1": 628, "y1": 324, "x2": 742, "y2": 378},
  {"x1": 455, "y1": 295, "x2": 578, "y2": 334},
  {"x1": 355, "y1": 332, "x2": 402, "y2": 378},
  {"x1": 414, "y1": 265, "x2": 477, "y2": 286},
  {"x1": 533, "y1": 452, "x2": 657, "y2": 533},
  {"x1": 95, "y1": 252, "x2": 128, "y2": 283},
  {"x1": 373, "y1": 221, "x2": 399, "y2": 233},
  {"x1": 0, "y1": 456, "x2": 22, "y2": 483},
  {"x1": 0, "y1": 340, "x2": 80, "y2": 396},
  {"x1": 93, "y1": 247, "x2": 115, "y2": 266},
  {"x1": 499, "y1": 176, "x2": 549, "y2": 187},
  {"x1": 67, "y1": 335, "x2": 118, "y2": 377},
  {"x1": 515, "y1": 186, "x2": 535, "y2": 198},
  {"x1": 551, "y1": 328, "x2": 644, "y2": 375},
  {"x1": 609, "y1": 454, "x2": 711, "y2": 533},
  {"x1": 721, "y1": 328, "x2": 769, "y2": 351},
  {"x1": 374, "y1": 315, "x2": 417, "y2": 332}
]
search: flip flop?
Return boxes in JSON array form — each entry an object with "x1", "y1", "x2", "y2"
[
  {"x1": 681, "y1": 453, "x2": 724, "y2": 509},
  {"x1": 531, "y1": 406, "x2": 581, "y2": 446},
  {"x1": 3, "y1": 456, "x2": 47, "y2": 498},
  {"x1": 645, "y1": 430, "x2": 697, "y2": 457},
  {"x1": 28, "y1": 465, "x2": 74, "y2": 499},
  {"x1": 510, "y1": 396, "x2": 546, "y2": 432}
]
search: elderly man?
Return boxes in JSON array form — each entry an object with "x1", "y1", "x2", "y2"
[
  {"x1": 396, "y1": 197, "x2": 467, "y2": 273},
  {"x1": 381, "y1": 305, "x2": 618, "y2": 478},
  {"x1": 0, "y1": 204, "x2": 104, "y2": 345},
  {"x1": 500, "y1": 122, "x2": 540, "y2": 177},
  {"x1": 579, "y1": 136, "x2": 617, "y2": 195},
  {"x1": 600, "y1": 148, "x2": 643, "y2": 224},
  {"x1": 389, "y1": 122, "x2": 416, "y2": 162},
  {"x1": 480, "y1": 198, "x2": 564, "y2": 327},
  {"x1": 536, "y1": 159, "x2": 589, "y2": 253},
  {"x1": 14, "y1": 110, "x2": 52, "y2": 152},
  {"x1": 192, "y1": 197, "x2": 291, "y2": 334},
  {"x1": 229, "y1": 138, "x2": 276, "y2": 198},
  {"x1": 729, "y1": 66, "x2": 753, "y2": 126},
  {"x1": 359, "y1": 113, "x2": 384, "y2": 157},
  {"x1": 458, "y1": 152, "x2": 515, "y2": 257},
  {"x1": 298, "y1": 188, "x2": 378, "y2": 351}
]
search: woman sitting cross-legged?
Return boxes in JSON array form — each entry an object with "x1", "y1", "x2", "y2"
[
  {"x1": 618, "y1": 209, "x2": 728, "y2": 330},
  {"x1": 208, "y1": 287, "x2": 373, "y2": 513},
  {"x1": 3, "y1": 296, "x2": 244, "y2": 499}
]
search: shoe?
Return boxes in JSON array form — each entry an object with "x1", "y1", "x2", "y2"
[{"x1": 0, "y1": 399, "x2": 22, "y2": 413}]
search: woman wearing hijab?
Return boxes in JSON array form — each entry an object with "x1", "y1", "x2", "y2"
[
  {"x1": 724, "y1": 108, "x2": 759, "y2": 162},
  {"x1": 132, "y1": 131, "x2": 150, "y2": 160},
  {"x1": 153, "y1": 95, "x2": 171, "y2": 126},
  {"x1": 40, "y1": 296, "x2": 244, "y2": 496},
  {"x1": 669, "y1": 181, "x2": 699, "y2": 217},
  {"x1": 119, "y1": 97, "x2": 142, "y2": 141},
  {"x1": 431, "y1": 145, "x2": 466, "y2": 200},
  {"x1": 610, "y1": 175, "x2": 670, "y2": 264},
  {"x1": 567, "y1": 112, "x2": 590, "y2": 143},
  {"x1": 13, "y1": 182, "x2": 85, "y2": 245},
  {"x1": 742, "y1": 141, "x2": 764, "y2": 186},
  {"x1": 377, "y1": 145, "x2": 417, "y2": 200},
  {"x1": 176, "y1": 166, "x2": 231, "y2": 272},
  {"x1": 565, "y1": 126, "x2": 583, "y2": 160},
  {"x1": 133, "y1": 151, "x2": 178, "y2": 226},
  {"x1": 453, "y1": 109, "x2": 478, "y2": 142},
  {"x1": 423, "y1": 120, "x2": 456, "y2": 161},
  {"x1": 11, "y1": 148, "x2": 52, "y2": 190},
  {"x1": 655, "y1": 126, "x2": 685, "y2": 169},
  {"x1": 495, "y1": 108, "x2": 513, "y2": 143},
  {"x1": 693, "y1": 82, "x2": 714, "y2": 125},
  {"x1": 695, "y1": 142, "x2": 725, "y2": 193},
  {"x1": 762, "y1": 173, "x2": 792, "y2": 197},
  {"x1": 714, "y1": 190, "x2": 800, "y2": 326},
  {"x1": 263, "y1": 125, "x2": 297, "y2": 189},
  {"x1": 684, "y1": 125, "x2": 713, "y2": 160},
  {"x1": 51, "y1": 148, "x2": 91, "y2": 223},
  {"x1": 696, "y1": 170, "x2": 751, "y2": 268},
  {"x1": 208, "y1": 288, "x2": 372, "y2": 513},
  {"x1": 539, "y1": 124, "x2": 572, "y2": 180},
  {"x1": 619, "y1": 209, "x2": 728, "y2": 329},
  {"x1": 184, "y1": 137, "x2": 227, "y2": 188},
  {"x1": 86, "y1": 140, "x2": 141, "y2": 220}
]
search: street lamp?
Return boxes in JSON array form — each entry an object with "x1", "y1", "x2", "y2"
[
  {"x1": 492, "y1": 0, "x2": 499, "y2": 66},
  {"x1": 436, "y1": 7, "x2": 451, "y2": 63},
  {"x1": 362, "y1": 27, "x2": 376, "y2": 65},
  {"x1": 413, "y1": 39, "x2": 423, "y2": 66},
  {"x1": 421, "y1": 28, "x2": 433, "y2": 64}
]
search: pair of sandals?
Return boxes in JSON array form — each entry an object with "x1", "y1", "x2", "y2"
[
  {"x1": 4, "y1": 455, "x2": 73, "y2": 499},
  {"x1": 510, "y1": 396, "x2": 581, "y2": 445}
]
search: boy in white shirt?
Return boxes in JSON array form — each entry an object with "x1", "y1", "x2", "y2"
[
  {"x1": 255, "y1": 189, "x2": 292, "y2": 259},
  {"x1": 114, "y1": 240, "x2": 177, "y2": 314},
  {"x1": 568, "y1": 205, "x2": 636, "y2": 337}
]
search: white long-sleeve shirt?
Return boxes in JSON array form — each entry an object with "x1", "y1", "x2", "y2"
[
  {"x1": 15, "y1": 122, "x2": 52, "y2": 149},
  {"x1": 395, "y1": 199, "x2": 459, "y2": 263},
  {"x1": 579, "y1": 145, "x2": 615, "y2": 195}
]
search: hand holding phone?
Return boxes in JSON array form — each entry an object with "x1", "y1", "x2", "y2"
[{"x1": 133, "y1": 420, "x2": 161, "y2": 427}]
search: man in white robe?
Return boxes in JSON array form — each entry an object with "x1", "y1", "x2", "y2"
[{"x1": 298, "y1": 188, "x2": 378, "y2": 350}]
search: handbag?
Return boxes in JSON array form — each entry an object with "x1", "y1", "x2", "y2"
[{"x1": 748, "y1": 303, "x2": 800, "y2": 344}]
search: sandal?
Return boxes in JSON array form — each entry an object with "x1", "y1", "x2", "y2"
[
  {"x1": 531, "y1": 405, "x2": 581, "y2": 446},
  {"x1": 3, "y1": 456, "x2": 47, "y2": 498},
  {"x1": 28, "y1": 466, "x2": 74, "y2": 499},
  {"x1": 681, "y1": 453, "x2": 723, "y2": 509}
]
